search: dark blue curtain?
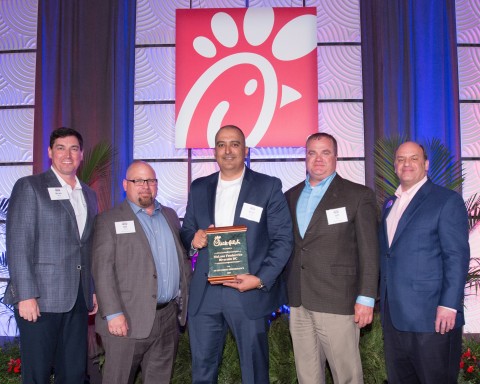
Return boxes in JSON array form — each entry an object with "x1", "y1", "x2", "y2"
[
  {"x1": 361, "y1": 0, "x2": 461, "y2": 188},
  {"x1": 33, "y1": 0, "x2": 136, "y2": 208}
]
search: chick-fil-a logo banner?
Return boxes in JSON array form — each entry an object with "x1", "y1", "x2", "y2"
[{"x1": 175, "y1": 7, "x2": 318, "y2": 148}]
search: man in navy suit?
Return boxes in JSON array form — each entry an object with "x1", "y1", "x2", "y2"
[
  {"x1": 181, "y1": 125, "x2": 293, "y2": 383},
  {"x1": 379, "y1": 141, "x2": 470, "y2": 383},
  {"x1": 5, "y1": 127, "x2": 98, "y2": 383}
]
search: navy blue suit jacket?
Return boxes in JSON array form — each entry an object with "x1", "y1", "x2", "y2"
[
  {"x1": 379, "y1": 179, "x2": 470, "y2": 332},
  {"x1": 181, "y1": 167, "x2": 293, "y2": 320}
]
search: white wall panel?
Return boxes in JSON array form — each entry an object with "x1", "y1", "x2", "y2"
[
  {"x1": 460, "y1": 104, "x2": 480, "y2": 157},
  {"x1": 0, "y1": 0, "x2": 38, "y2": 50},
  {"x1": 0, "y1": 108, "x2": 34, "y2": 162},
  {"x1": 463, "y1": 161, "x2": 480, "y2": 202},
  {"x1": 192, "y1": 161, "x2": 220, "y2": 181},
  {"x1": 250, "y1": 146, "x2": 305, "y2": 159},
  {"x1": 136, "y1": 0, "x2": 190, "y2": 45},
  {"x1": 135, "y1": 47, "x2": 175, "y2": 101},
  {"x1": 318, "y1": 102, "x2": 364, "y2": 157},
  {"x1": 149, "y1": 161, "x2": 189, "y2": 218},
  {"x1": 336, "y1": 160, "x2": 365, "y2": 185},
  {"x1": 313, "y1": 0, "x2": 361, "y2": 43},
  {"x1": 0, "y1": 52, "x2": 36, "y2": 106},
  {"x1": 192, "y1": 0, "x2": 246, "y2": 8},
  {"x1": 0, "y1": 165, "x2": 33, "y2": 199},
  {"x1": 134, "y1": 104, "x2": 188, "y2": 159},
  {"x1": 458, "y1": 47, "x2": 480, "y2": 100},
  {"x1": 318, "y1": 45, "x2": 362, "y2": 99},
  {"x1": 455, "y1": 0, "x2": 480, "y2": 44},
  {"x1": 251, "y1": 161, "x2": 305, "y2": 192}
]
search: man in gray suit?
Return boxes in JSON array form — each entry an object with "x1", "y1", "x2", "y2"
[
  {"x1": 5, "y1": 127, "x2": 98, "y2": 383},
  {"x1": 92, "y1": 160, "x2": 190, "y2": 384},
  {"x1": 285, "y1": 133, "x2": 379, "y2": 384}
]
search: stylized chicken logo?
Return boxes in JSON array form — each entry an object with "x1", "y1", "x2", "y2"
[{"x1": 175, "y1": 7, "x2": 318, "y2": 148}]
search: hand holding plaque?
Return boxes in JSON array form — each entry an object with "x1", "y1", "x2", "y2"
[{"x1": 206, "y1": 225, "x2": 249, "y2": 283}]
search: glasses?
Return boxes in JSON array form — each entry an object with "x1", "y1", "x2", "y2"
[{"x1": 125, "y1": 179, "x2": 158, "y2": 187}]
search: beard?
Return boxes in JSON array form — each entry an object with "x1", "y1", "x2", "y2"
[{"x1": 137, "y1": 194, "x2": 154, "y2": 208}]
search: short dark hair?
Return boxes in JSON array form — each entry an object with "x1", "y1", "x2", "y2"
[
  {"x1": 214, "y1": 125, "x2": 246, "y2": 146},
  {"x1": 49, "y1": 127, "x2": 84, "y2": 150},
  {"x1": 306, "y1": 132, "x2": 338, "y2": 156}
]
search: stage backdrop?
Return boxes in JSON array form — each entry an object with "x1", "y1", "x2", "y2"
[{"x1": 0, "y1": 0, "x2": 479, "y2": 336}]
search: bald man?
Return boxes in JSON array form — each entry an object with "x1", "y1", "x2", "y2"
[
  {"x1": 379, "y1": 141, "x2": 470, "y2": 383},
  {"x1": 92, "y1": 161, "x2": 190, "y2": 384}
]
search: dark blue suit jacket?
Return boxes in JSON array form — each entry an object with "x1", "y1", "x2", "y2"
[
  {"x1": 379, "y1": 179, "x2": 470, "y2": 332},
  {"x1": 181, "y1": 167, "x2": 293, "y2": 320}
]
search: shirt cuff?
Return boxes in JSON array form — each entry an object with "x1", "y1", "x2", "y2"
[
  {"x1": 106, "y1": 312, "x2": 123, "y2": 321},
  {"x1": 439, "y1": 305, "x2": 457, "y2": 313},
  {"x1": 356, "y1": 296, "x2": 375, "y2": 307}
]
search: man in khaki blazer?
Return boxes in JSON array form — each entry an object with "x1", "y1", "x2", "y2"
[
  {"x1": 285, "y1": 133, "x2": 379, "y2": 384},
  {"x1": 92, "y1": 161, "x2": 190, "y2": 384}
]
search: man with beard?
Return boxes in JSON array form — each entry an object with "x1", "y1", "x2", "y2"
[{"x1": 92, "y1": 161, "x2": 190, "y2": 384}]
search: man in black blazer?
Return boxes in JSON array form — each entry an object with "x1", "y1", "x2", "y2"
[
  {"x1": 5, "y1": 127, "x2": 98, "y2": 383},
  {"x1": 181, "y1": 125, "x2": 293, "y2": 383},
  {"x1": 285, "y1": 133, "x2": 379, "y2": 384}
]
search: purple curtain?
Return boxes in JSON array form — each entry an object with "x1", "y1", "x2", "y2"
[
  {"x1": 361, "y1": 0, "x2": 461, "y2": 188},
  {"x1": 33, "y1": 0, "x2": 136, "y2": 207}
]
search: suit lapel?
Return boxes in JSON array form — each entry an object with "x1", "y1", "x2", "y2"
[
  {"x1": 81, "y1": 184, "x2": 97, "y2": 241},
  {"x1": 44, "y1": 169, "x2": 80, "y2": 240},
  {"x1": 390, "y1": 181, "x2": 431, "y2": 247},
  {"x1": 289, "y1": 182, "x2": 304, "y2": 239},
  {"x1": 120, "y1": 200, "x2": 151, "y2": 249},
  {"x1": 207, "y1": 173, "x2": 218, "y2": 226},
  {"x1": 381, "y1": 196, "x2": 397, "y2": 247},
  {"x1": 305, "y1": 175, "x2": 341, "y2": 233},
  {"x1": 234, "y1": 168, "x2": 252, "y2": 223}
]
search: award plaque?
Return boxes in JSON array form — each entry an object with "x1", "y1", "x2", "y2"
[{"x1": 206, "y1": 225, "x2": 249, "y2": 283}]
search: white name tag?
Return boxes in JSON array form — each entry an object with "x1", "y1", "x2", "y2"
[
  {"x1": 240, "y1": 203, "x2": 263, "y2": 223},
  {"x1": 115, "y1": 221, "x2": 136, "y2": 234},
  {"x1": 326, "y1": 207, "x2": 348, "y2": 225},
  {"x1": 48, "y1": 187, "x2": 69, "y2": 200}
]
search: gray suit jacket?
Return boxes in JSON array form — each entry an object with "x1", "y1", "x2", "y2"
[
  {"x1": 285, "y1": 174, "x2": 379, "y2": 315},
  {"x1": 92, "y1": 200, "x2": 190, "y2": 339},
  {"x1": 4, "y1": 169, "x2": 98, "y2": 312}
]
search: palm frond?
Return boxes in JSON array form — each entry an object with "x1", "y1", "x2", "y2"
[
  {"x1": 77, "y1": 141, "x2": 114, "y2": 186},
  {"x1": 465, "y1": 193, "x2": 480, "y2": 233},
  {"x1": 0, "y1": 198, "x2": 9, "y2": 221}
]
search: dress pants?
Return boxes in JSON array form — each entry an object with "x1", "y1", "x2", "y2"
[
  {"x1": 15, "y1": 286, "x2": 88, "y2": 384},
  {"x1": 383, "y1": 297, "x2": 462, "y2": 384},
  {"x1": 290, "y1": 305, "x2": 363, "y2": 384},
  {"x1": 101, "y1": 301, "x2": 179, "y2": 384},
  {"x1": 188, "y1": 284, "x2": 270, "y2": 384}
]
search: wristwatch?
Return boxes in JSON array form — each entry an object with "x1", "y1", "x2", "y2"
[{"x1": 257, "y1": 279, "x2": 265, "y2": 289}]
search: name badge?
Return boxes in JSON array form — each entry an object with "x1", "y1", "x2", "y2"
[
  {"x1": 326, "y1": 207, "x2": 348, "y2": 225},
  {"x1": 240, "y1": 203, "x2": 263, "y2": 223},
  {"x1": 115, "y1": 221, "x2": 136, "y2": 234},
  {"x1": 48, "y1": 187, "x2": 69, "y2": 200}
]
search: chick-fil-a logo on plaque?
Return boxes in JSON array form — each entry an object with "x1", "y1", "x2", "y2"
[{"x1": 175, "y1": 7, "x2": 318, "y2": 148}]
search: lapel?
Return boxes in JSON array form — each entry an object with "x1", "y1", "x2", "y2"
[
  {"x1": 233, "y1": 167, "x2": 252, "y2": 224},
  {"x1": 381, "y1": 196, "x2": 397, "y2": 246},
  {"x1": 390, "y1": 180, "x2": 432, "y2": 248},
  {"x1": 305, "y1": 174, "x2": 342, "y2": 234},
  {"x1": 119, "y1": 200, "x2": 151, "y2": 249},
  {"x1": 44, "y1": 169, "x2": 80, "y2": 241},
  {"x1": 80, "y1": 182, "x2": 97, "y2": 241},
  {"x1": 289, "y1": 182, "x2": 304, "y2": 239},
  {"x1": 206, "y1": 173, "x2": 219, "y2": 226}
]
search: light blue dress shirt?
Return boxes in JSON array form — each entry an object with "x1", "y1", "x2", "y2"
[{"x1": 106, "y1": 200, "x2": 180, "y2": 320}]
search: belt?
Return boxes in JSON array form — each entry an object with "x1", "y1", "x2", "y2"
[{"x1": 156, "y1": 301, "x2": 171, "y2": 310}]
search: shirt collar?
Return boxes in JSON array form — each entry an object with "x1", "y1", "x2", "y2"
[
  {"x1": 305, "y1": 171, "x2": 336, "y2": 190},
  {"x1": 395, "y1": 176, "x2": 428, "y2": 199},
  {"x1": 50, "y1": 166, "x2": 82, "y2": 190},
  {"x1": 127, "y1": 198, "x2": 161, "y2": 215}
]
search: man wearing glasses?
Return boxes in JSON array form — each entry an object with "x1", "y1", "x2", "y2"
[{"x1": 92, "y1": 160, "x2": 190, "y2": 384}]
